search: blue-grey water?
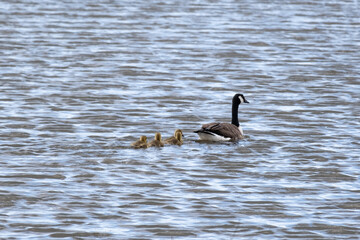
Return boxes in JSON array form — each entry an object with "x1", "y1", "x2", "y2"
[{"x1": 1, "y1": 0, "x2": 360, "y2": 239}]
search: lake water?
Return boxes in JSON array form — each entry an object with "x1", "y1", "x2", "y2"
[{"x1": 1, "y1": 0, "x2": 359, "y2": 239}]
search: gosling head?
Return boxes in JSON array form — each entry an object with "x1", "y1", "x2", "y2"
[
  {"x1": 175, "y1": 131, "x2": 182, "y2": 141},
  {"x1": 140, "y1": 135, "x2": 147, "y2": 142},
  {"x1": 174, "y1": 129, "x2": 184, "y2": 137},
  {"x1": 154, "y1": 132, "x2": 162, "y2": 141}
]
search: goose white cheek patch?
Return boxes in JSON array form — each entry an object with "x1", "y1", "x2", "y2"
[{"x1": 239, "y1": 96, "x2": 244, "y2": 103}]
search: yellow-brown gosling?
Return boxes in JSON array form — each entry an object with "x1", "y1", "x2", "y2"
[
  {"x1": 164, "y1": 129, "x2": 183, "y2": 145},
  {"x1": 147, "y1": 132, "x2": 164, "y2": 147},
  {"x1": 165, "y1": 131, "x2": 183, "y2": 146},
  {"x1": 131, "y1": 135, "x2": 148, "y2": 149}
]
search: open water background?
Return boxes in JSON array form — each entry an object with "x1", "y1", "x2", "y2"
[{"x1": 0, "y1": 0, "x2": 359, "y2": 239}]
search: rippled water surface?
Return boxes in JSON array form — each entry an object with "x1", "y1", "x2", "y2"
[{"x1": 1, "y1": 0, "x2": 360, "y2": 239}]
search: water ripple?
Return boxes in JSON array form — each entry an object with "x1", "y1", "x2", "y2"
[{"x1": 1, "y1": 0, "x2": 359, "y2": 239}]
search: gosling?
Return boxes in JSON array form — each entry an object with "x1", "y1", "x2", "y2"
[
  {"x1": 147, "y1": 132, "x2": 164, "y2": 147},
  {"x1": 131, "y1": 136, "x2": 148, "y2": 149},
  {"x1": 164, "y1": 129, "x2": 183, "y2": 146},
  {"x1": 164, "y1": 129, "x2": 183, "y2": 143}
]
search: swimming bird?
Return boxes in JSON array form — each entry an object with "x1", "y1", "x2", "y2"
[
  {"x1": 164, "y1": 129, "x2": 183, "y2": 145},
  {"x1": 194, "y1": 93, "x2": 249, "y2": 141},
  {"x1": 164, "y1": 130, "x2": 183, "y2": 146},
  {"x1": 147, "y1": 132, "x2": 164, "y2": 147},
  {"x1": 131, "y1": 135, "x2": 148, "y2": 149}
]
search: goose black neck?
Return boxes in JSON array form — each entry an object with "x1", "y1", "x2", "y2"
[{"x1": 231, "y1": 99, "x2": 240, "y2": 127}]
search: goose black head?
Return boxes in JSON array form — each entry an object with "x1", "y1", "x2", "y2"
[{"x1": 233, "y1": 93, "x2": 249, "y2": 105}]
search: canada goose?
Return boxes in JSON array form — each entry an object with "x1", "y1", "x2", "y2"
[
  {"x1": 147, "y1": 132, "x2": 164, "y2": 147},
  {"x1": 164, "y1": 130, "x2": 183, "y2": 146},
  {"x1": 164, "y1": 129, "x2": 184, "y2": 145},
  {"x1": 194, "y1": 93, "x2": 249, "y2": 141},
  {"x1": 131, "y1": 135, "x2": 148, "y2": 149}
]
